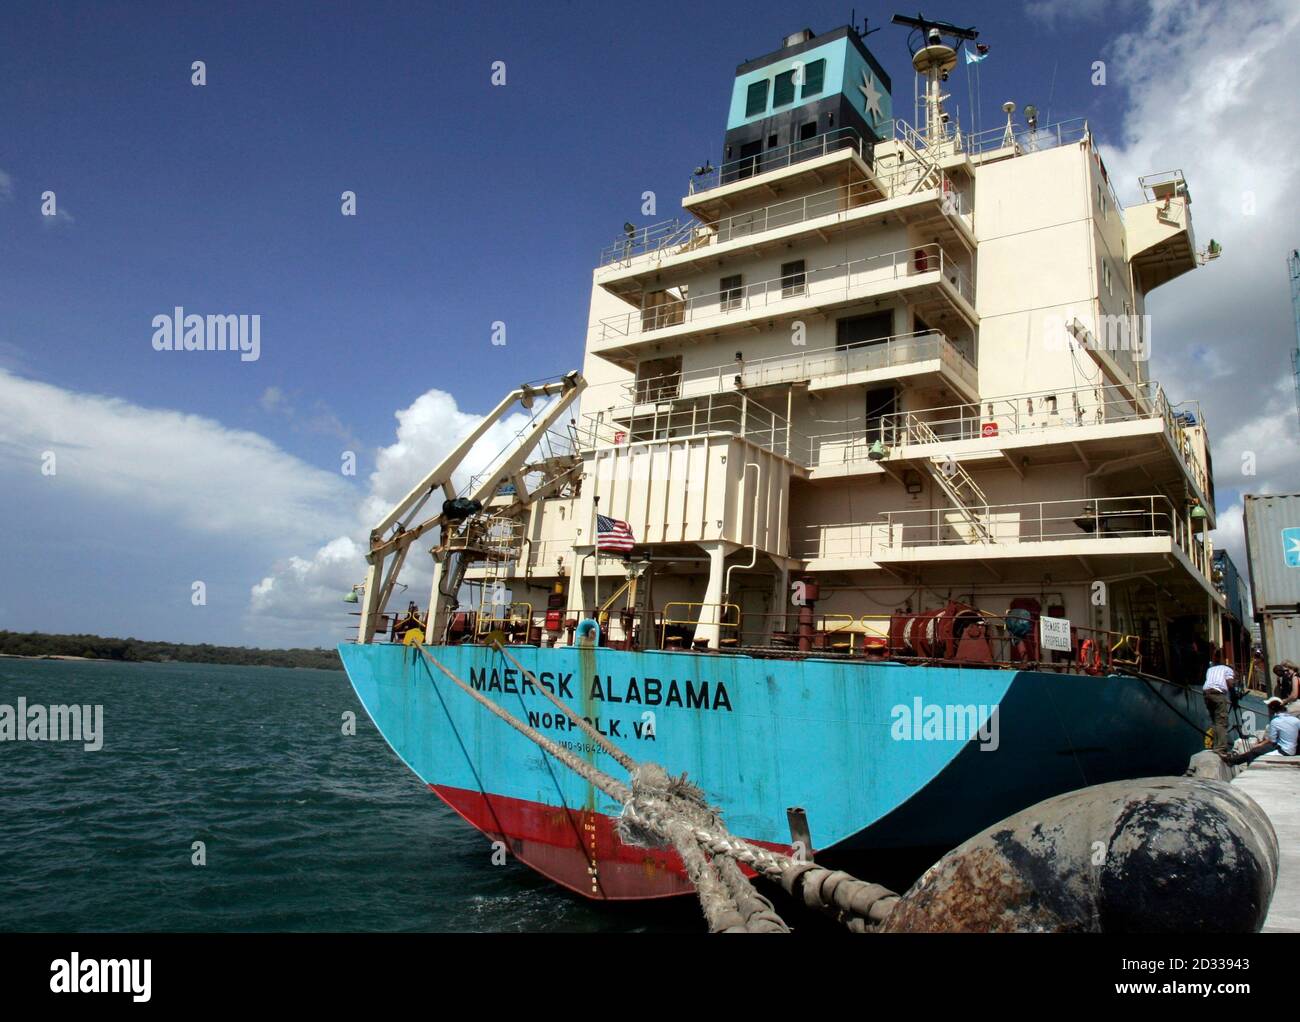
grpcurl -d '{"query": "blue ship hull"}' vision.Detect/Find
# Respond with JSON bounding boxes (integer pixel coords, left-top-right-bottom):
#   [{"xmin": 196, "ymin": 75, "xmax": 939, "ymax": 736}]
[{"xmin": 339, "ymin": 642, "xmax": 1262, "ymax": 899}]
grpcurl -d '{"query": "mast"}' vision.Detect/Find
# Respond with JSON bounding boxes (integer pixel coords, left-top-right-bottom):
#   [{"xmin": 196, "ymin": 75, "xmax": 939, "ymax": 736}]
[{"xmin": 891, "ymin": 12, "xmax": 979, "ymax": 151}]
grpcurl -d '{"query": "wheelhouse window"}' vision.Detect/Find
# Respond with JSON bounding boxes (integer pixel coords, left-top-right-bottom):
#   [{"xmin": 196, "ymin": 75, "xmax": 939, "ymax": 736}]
[
  {"xmin": 745, "ymin": 80, "xmax": 768, "ymax": 118},
  {"xmin": 801, "ymin": 59, "xmax": 825, "ymax": 99},
  {"xmin": 773, "ymin": 69, "xmax": 796, "ymax": 108}
]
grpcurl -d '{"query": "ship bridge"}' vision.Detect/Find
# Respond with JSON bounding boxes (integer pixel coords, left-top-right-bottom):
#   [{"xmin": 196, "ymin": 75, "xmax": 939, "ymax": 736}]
[{"xmin": 1127, "ymin": 170, "xmax": 1199, "ymax": 291}]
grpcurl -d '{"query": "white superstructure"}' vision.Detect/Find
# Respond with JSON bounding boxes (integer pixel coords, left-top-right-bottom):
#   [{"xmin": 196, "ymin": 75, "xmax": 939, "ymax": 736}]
[{"xmin": 380, "ymin": 21, "xmax": 1224, "ymax": 680}]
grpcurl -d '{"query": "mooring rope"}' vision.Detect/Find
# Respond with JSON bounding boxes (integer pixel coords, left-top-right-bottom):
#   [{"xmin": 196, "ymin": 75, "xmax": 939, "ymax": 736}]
[
  {"xmin": 491, "ymin": 641, "xmax": 635, "ymax": 772},
  {"xmin": 416, "ymin": 645, "xmax": 900, "ymax": 932}
]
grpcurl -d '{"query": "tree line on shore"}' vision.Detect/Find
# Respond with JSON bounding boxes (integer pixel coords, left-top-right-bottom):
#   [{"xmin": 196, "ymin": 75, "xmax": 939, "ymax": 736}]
[{"xmin": 0, "ymin": 631, "xmax": 343, "ymax": 671}]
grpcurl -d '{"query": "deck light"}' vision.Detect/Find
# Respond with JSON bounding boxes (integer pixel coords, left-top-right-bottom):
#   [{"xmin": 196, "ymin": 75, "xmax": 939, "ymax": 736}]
[
  {"xmin": 343, "ymin": 590, "xmax": 360, "ymax": 604},
  {"xmin": 868, "ymin": 439, "xmax": 889, "ymax": 461}
]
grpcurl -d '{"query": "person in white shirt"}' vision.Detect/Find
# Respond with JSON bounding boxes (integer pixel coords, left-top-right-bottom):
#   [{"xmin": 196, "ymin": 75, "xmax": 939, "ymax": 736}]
[
  {"xmin": 1228, "ymin": 698, "xmax": 1300, "ymax": 764},
  {"xmin": 1202, "ymin": 649, "xmax": 1235, "ymax": 755}
]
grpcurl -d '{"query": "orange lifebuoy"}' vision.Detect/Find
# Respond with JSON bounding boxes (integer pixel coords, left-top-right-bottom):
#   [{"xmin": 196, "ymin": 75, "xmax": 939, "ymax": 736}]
[
  {"xmin": 914, "ymin": 248, "xmax": 929, "ymax": 272},
  {"xmin": 1078, "ymin": 640, "xmax": 1103, "ymax": 676}
]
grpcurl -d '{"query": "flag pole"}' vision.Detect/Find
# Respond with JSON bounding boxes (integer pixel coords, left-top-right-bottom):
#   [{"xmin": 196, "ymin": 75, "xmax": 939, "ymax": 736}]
[{"xmin": 592, "ymin": 494, "xmax": 600, "ymax": 623}]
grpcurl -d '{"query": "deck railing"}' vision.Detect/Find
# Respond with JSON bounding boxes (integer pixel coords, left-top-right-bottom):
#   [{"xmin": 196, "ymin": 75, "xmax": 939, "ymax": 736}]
[
  {"xmin": 686, "ymin": 127, "xmax": 866, "ymax": 194},
  {"xmin": 580, "ymin": 390, "xmax": 803, "ymax": 461},
  {"xmin": 602, "ymin": 167, "xmax": 964, "ymax": 268},
  {"xmin": 881, "ymin": 115, "xmax": 1090, "ymax": 159},
  {"xmin": 800, "ymin": 494, "xmax": 1190, "ymax": 560},
  {"xmin": 592, "ymin": 243, "xmax": 973, "ymax": 344},
  {"xmin": 624, "ymin": 329, "xmax": 976, "ymax": 407}
]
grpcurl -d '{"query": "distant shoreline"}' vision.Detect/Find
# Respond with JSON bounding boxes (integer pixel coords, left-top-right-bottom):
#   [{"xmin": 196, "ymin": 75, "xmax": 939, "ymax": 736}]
[
  {"xmin": 0, "ymin": 653, "xmax": 117, "ymax": 663},
  {"xmin": 0, "ymin": 632, "xmax": 344, "ymax": 672},
  {"xmin": 0, "ymin": 654, "xmax": 339, "ymax": 670}
]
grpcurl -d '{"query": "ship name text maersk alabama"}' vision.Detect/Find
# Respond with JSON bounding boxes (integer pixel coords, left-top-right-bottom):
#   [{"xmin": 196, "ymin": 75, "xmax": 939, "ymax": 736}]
[{"xmin": 339, "ymin": 20, "xmax": 1259, "ymax": 899}]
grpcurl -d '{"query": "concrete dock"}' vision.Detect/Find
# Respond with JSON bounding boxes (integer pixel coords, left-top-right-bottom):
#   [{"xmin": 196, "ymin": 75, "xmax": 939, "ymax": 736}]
[{"xmin": 1234, "ymin": 758, "xmax": 1300, "ymax": 933}]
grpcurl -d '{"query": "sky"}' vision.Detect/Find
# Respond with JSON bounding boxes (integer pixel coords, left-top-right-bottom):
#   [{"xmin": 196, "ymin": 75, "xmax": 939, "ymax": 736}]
[{"xmin": 0, "ymin": 0, "xmax": 1297, "ymax": 648}]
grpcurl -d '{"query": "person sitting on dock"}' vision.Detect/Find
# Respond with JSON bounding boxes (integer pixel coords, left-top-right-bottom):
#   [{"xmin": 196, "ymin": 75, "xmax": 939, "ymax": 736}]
[
  {"xmin": 1227, "ymin": 698, "xmax": 1300, "ymax": 765},
  {"xmin": 1202, "ymin": 649, "xmax": 1235, "ymax": 756}
]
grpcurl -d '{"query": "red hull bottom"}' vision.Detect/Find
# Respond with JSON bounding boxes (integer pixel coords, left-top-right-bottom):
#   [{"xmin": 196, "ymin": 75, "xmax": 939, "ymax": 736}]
[{"xmin": 432, "ymin": 784, "xmax": 787, "ymax": 900}]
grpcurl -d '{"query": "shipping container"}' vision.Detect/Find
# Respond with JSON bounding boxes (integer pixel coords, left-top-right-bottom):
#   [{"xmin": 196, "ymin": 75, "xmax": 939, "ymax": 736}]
[
  {"xmin": 1212, "ymin": 548, "xmax": 1249, "ymax": 623},
  {"xmin": 1262, "ymin": 614, "xmax": 1300, "ymax": 676},
  {"xmin": 1243, "ymin": 493, "xmax": 1300, "ymax": 613}
]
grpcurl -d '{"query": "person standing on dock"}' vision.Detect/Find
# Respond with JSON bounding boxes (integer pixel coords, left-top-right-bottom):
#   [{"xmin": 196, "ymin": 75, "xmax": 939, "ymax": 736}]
[
  {"xmin": 1273, "ymin": 661, "xmax": 1300, "ymax": 713},
  {"xmin": 1203, "ymin": 649, "xmax": 1235, "ymax": 756}
]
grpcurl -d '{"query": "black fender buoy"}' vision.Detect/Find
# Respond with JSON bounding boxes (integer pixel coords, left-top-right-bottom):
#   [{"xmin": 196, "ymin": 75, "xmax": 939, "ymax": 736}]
[{"xmin": 881, "ymin": 776, "xmax": 1278, "ymax": 933}]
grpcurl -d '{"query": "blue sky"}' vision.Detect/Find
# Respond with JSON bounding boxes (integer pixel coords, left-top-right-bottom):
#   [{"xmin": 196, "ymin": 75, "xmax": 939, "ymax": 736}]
[
  {"xmin": 2, "ymin": 0, "xmax": 1130, "ymax": 438},
  {"xmin": 2, "ymin": 0, "xmax": 1297, "ymax": 646}
]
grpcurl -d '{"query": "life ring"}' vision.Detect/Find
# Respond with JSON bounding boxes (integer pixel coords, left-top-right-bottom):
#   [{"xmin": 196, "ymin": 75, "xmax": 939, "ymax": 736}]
[{"xmin": 1078, "ymin": 639, "xmax": 1103, "ymax": 676}]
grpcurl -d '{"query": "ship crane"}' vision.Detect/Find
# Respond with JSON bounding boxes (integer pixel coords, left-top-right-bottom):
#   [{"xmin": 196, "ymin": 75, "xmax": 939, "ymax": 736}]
[{"xmin": 355, "ymin": 371, "xmax": 586, "ymax": 644}]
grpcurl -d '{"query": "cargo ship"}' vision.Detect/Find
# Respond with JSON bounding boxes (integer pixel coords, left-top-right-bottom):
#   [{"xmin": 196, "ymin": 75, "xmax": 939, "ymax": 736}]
[{"xmin": 339, "ymin": 15, "xmax": 1264, "ymax": 900}]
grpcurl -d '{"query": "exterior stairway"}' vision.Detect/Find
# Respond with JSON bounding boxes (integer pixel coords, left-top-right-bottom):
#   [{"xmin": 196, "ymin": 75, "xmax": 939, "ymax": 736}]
[
  {"xmin": 908, "ymin": 417, "xmax": 994, "ymax": 543},
  {"xmin": 889, "ymin": 120, "xmax": 945, "ymax": 196}
]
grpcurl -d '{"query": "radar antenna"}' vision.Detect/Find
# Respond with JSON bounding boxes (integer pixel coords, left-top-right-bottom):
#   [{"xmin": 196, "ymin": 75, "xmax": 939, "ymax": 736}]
[{"xmin": 891, "ymin": 12, "xmax": 979, "ymax": 148}]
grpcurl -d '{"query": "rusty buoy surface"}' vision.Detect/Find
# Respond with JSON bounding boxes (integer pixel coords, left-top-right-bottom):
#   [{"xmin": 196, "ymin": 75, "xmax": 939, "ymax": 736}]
[{"xmin": 881, "ymin": 776, "xmax": 1278, "ymax": 933}]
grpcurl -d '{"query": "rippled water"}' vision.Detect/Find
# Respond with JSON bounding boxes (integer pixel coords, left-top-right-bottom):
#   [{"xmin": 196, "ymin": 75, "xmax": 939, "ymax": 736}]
[{"xmin": 0, "ymin": 658, "xmax": 700, "ymax": 932}]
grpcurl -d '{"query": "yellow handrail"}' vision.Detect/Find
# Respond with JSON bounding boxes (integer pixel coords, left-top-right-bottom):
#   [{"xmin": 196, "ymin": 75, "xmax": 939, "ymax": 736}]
[
  {"xmin": 1110, "ymin": 633, "xmax": 1142, "ymax": 669},
  {"xmin": 660, "ymin": 602, "xmax": 740, "ymax": 647},
  {"xmin": 475, "ymin": 601, "xmax": 535, "ymax": 638}
]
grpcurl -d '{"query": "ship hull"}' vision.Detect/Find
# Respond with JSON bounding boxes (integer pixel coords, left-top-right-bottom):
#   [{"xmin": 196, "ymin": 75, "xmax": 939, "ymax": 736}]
[{"xmin": 339, "ymin": 642, "xmax": 1262, "ymax": 900}]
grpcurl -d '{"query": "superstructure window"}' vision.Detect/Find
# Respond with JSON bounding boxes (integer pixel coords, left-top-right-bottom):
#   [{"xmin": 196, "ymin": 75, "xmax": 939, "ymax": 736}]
[
  {"xmin": 1103, "ymin": 260, "xmax": 1113, "ymax": 295},
  {"xmin": 635, "ymin": 355, "xmax": 682, "ymax": 403},
  {"xmin": 865, "ymin": 385, "xmax": 898, "ymax": 441},
  {"xmin": 720, "ymin": 274, "xmax": 744, "ymax": 312},
  {"xmin": 745, "ymin": 80, "xmax": 768, "ymax": 118},
  {"xmin": 836, "ymin": 311, "xmax": 893, "ymax": 348},
  {"xmin": 801, "ymin": 59, "xmax": 826, "ymax": 98},
  {"xmin": 773, "ymin": 69, "xmax": 796, "ymax": 108},
  {"xmin": 799, "ymin": 120, "xmax": 817, "ymax": 141},
  {"xmin": 780, "ymin": 260, "xmax": 806, "ymax": 298}
]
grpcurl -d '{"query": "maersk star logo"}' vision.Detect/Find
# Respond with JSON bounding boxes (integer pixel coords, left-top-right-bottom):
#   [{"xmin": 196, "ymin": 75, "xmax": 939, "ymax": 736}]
[
  {"xmin": 1284, "ymin": 527, "xmax": 1300, "ymax": 568},
  {"xmin": 858, "ymin": 69, "xmax": 884, "ymax": 123}
]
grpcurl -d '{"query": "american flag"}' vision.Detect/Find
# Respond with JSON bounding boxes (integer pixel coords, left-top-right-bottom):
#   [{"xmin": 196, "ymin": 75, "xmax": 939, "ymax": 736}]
[{"xmin": 596, "ymin": 514, "xmax": 635, "ymax": 553}]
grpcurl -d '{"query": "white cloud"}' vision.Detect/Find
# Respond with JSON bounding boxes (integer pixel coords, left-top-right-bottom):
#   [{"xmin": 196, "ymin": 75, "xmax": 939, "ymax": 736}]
[
  {"xmin": 1099, "ymin": 0, "xmax": 1300, "ymax": 588},
  {"xmin": 1026, "ymin": 0, "xmax": 1141, "ymax": 29},
  {"xmin": 41, "ymin": 206, "xmax": 74, "ymax": 228},
  {"xmin": 0, "ymin": 366, "xmax": 552, "ymax": 647},
  {"xmin": 257, "ymin": 383, "xmax": 359, "ymax": 449},
  {"xmin": 259, "ymin": 385, "xmax": 287, "ymax": 413},
  {"xmin": 0, "ymin": 368, "xmax": 352, "ymax": 545},
  {"xmin": 247, "ymin": 386, "xmax": 548, "ymax": 643}
]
